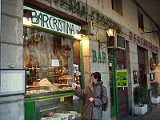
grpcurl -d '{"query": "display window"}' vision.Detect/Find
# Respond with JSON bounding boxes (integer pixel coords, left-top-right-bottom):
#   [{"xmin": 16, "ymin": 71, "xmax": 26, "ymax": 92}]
[
  {"xmin": 23, "ymin": 27, "xmax": 81, "ymax": 94},
  {"xmin": 23, "ymin": 6, "xmax": 84, "ymax": 120}
]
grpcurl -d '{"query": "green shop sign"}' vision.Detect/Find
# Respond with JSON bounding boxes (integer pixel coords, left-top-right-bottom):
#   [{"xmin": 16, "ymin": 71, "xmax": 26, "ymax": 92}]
[
  {"xmin": 23, "ymin": 6, "xmax": 81, "ymax": 37},
  {"xmin": 92, "ymin": 50, "xmax": 106, "ymax": 63},
  {"xmin": 116, "ymin": 69, "xmax": 128, "ymax": 87}
]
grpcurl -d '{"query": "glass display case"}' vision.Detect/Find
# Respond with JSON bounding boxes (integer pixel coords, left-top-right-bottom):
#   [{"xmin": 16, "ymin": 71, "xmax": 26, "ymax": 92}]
[{"xmin": 25, "ymin": 92, "xmax": 84, "ymax": 120}]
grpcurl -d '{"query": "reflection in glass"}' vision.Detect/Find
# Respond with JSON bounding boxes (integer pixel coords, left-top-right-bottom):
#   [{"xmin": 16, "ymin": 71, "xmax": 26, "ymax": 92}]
[{"xmin": 109, "ymin": 65, "xmax": 114, "ymax": 106}]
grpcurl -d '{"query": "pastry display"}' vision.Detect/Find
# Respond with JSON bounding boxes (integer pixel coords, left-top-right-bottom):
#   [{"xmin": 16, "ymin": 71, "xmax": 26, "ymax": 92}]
[
  {"xmin": 58, "ymin": 75, "xmax": 72, "ymax": 84},
  {"xmin": 28, "ymin": 81, "xmax": 40, "ymax": 88},
  {"xmin": 40, "ymin": 111, "xmax": 81, "ymax": 120},
  {"xmin": 23, "ymin": 29, "xmax": 81, "ymax": 97},
  {"xmin": 58, "ymin": 75, "xmax": 72, "ymax": 80},
  {"xmin": 38, "ymin": 78, "xmax": 52, "ymax": 86},
  {"xmin": 23, "ymin": 30, "xmax": 73, "ymax": 88}
]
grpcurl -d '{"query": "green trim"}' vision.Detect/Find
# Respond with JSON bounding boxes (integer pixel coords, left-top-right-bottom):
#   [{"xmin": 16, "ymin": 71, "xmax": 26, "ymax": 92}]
[
  {"xmin": 109, "ymin": 51, "xmax": 119, "ymax": 119},
  {"xmin": 80, "ymin": 40, "xmax": 85, "ymax": 89},
  {"xmin": 113, "ymin": 52, "xmax": 119, "ymax": 120},
  {"xmin": 25, "ymin": 92, "xmax": 75, "ymax": 102},
  {"xmin": 109, "ymin": 58, "xmax": 116, "ymax": 118},
  {"xmin": 24, "ymin": 101, "xmax": 35, "ymax": 120}
]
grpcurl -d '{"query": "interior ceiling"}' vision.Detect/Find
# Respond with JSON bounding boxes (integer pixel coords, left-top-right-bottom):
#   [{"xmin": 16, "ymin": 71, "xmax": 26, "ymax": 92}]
[{"xmin": 134, "ymin": 0, "xmax": 160, "ymax": 29}]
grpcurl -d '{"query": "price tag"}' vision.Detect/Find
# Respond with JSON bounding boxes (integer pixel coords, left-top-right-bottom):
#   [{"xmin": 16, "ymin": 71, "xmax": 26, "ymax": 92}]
[{"xmin": 60, "ymin": 97, "xmax": 64, "ymax": 102}]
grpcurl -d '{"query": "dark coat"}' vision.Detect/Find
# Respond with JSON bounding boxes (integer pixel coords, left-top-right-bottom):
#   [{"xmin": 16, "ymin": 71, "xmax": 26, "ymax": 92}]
[{"xmin": 75, "ymin": 81, "xmax": 108, "ymax": 120}]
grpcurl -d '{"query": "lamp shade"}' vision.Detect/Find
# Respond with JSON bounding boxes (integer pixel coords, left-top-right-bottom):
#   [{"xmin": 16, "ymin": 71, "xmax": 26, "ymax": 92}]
[
  {"xmin": 77, "ymin": 29, "xmax": 87, "ymax": 36},
  {"xmin": 106, "ymin": 28, "xmax": 116, "ymax": 37},
  {"xmin": 23, "ymin": 9, "xmax": 32, "ymax": 18}
]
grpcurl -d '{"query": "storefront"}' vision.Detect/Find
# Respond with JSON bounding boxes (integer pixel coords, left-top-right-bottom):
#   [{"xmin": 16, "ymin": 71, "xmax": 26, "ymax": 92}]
[
  {"xmin": 127, "ymin": 30, "xmax": 159, "ymax": 116},
  {"xmin": 23, "ymin": 5, "xmax": 85, "ymax": 120},
  {"xmin": 129, "ymin": 31, "xmax": 159, "ymax": 86},
  {"xmin": 108, "ymin": 28, "xmax": 159, "ymax": 120},
  {"xmin": 108, "ymin": 34, "xmax": 128, "ymax": 120},
  {"xmin": 18, "ymin": 2, "xmax": 160, "ymax": 120},
  {"xmin": 1, "ymin": 1, "xmax": 160, "ymax": 120}
]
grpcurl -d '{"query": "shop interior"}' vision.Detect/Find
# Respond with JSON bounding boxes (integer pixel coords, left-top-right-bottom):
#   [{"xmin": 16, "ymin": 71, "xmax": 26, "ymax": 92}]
[{"xmin": 23, "ymin": 27, "xmax": 83, "ymax": 120}]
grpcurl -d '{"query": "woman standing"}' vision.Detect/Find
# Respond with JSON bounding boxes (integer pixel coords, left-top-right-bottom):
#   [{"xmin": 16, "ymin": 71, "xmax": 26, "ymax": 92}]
[{"xmin": 73, "ymin": 72, "xmax": 108, "ymax": 120}]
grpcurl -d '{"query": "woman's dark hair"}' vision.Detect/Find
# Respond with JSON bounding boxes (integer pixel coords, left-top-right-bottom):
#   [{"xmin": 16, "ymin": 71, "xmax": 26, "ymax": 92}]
[{"xmin": 91, "ymin": 72, "xmax": 101, "ymax": 81}]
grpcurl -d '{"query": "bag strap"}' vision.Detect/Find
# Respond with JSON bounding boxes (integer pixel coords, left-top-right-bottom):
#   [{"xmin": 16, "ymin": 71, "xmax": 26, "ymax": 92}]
[{"xmin": 100, "ymin": 85, "xmax": 103, "ymax": 98}]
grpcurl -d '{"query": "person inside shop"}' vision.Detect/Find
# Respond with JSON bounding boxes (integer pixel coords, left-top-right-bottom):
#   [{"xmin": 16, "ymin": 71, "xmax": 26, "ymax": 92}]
[{"xmin": 72, "ymin": 72, "xmax": 108, "ymax": 120}]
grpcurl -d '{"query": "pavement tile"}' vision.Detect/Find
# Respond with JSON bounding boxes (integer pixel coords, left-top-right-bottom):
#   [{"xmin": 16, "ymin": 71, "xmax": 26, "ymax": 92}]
[{"xmin": 121, "ymin": 104, "xmax": 160, "ymax": 120}]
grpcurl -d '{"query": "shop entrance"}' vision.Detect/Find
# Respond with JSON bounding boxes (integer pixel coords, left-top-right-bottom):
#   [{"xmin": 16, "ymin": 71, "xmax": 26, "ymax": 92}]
[
  {"xmin": 116, "ymin": 49, "xmax": 128, "ymax": 119},
  {"xmin": 109, "ymin": 59, "xmax": 118, "ymax": 120},
  {"xmin": 138, "ymin": 47, "xmax": 147, "ymax": 86}
]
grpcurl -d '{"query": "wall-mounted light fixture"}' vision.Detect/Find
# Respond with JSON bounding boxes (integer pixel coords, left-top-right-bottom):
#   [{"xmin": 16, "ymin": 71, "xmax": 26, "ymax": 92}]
[
  {"xmin": 23, "ymin": 9, "xmax": 32, "ymax": 25},
  {"xmin": 150, "ymin": 58, "xmax": 156, "ymax": 70},
  {"xmin": 106, "ymin": 28, "xmax": 116, "ymax": 37},
  {"xmin": 77, "ymin": 29, "xmax": 87, "ymax": 36},
  {"xmin": 74, "ymin": 29, "xmax": 87, "ymax": 39},
  {"xmin": 98, "ymin": 28, "xmax": 117, "ymax": 51},
  {"xmin": 23, "ymin": 9, "xmax": 32, "ymax": 20}
]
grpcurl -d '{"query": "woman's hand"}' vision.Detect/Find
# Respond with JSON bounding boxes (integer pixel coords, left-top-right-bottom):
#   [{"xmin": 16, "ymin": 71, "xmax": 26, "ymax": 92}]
[
  {"xmin": 72, "ymin": 83, "xmax": 78, "ymax": 89},
  {"xmin": 89, "ymin": 97, "xmax": 94, "ymax": 102}
]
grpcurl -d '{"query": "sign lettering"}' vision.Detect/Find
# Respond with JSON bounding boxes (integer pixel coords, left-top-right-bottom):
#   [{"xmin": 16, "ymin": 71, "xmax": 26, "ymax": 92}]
[
  {"xmin": 92, "ymin": 50, "xmax": 106, "ymax": 63},
  {"xmin": 129, "ymin": 31, "xmax": 158, "ymax": 53},
  {"xmin": 116, "ymin": 69, "xmax": 128, "ymax": 87},
  {"xmin": 23, "ymin": 6, "xmax": 81, "ymax": 37},
  {"xmin": 54, "ymin": 0, "xmax": 86, "ymax": 17}
]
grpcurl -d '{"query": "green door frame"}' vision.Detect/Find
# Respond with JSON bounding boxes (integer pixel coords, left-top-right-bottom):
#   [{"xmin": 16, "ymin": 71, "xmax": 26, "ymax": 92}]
[{"xmin": 109, "ymin": 53, "xmax": 119, "ymax": 120}]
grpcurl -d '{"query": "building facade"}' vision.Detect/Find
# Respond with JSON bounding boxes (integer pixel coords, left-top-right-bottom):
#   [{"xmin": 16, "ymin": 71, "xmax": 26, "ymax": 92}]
[{"xmin": 1, "ymin": 0, "xmax": 160, "ymax": 120}]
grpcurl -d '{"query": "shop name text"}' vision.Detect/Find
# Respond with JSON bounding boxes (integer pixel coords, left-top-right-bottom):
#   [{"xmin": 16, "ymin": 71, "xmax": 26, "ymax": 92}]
[{"xmin": 92, "ymin": 50, "xmax": 106, "ymax": 63}]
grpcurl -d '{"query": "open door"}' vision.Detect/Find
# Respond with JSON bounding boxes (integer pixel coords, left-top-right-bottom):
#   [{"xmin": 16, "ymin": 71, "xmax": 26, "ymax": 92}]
[{"xmin": 109, "ymin": 59, "xmax": 118, "ymax": 120}]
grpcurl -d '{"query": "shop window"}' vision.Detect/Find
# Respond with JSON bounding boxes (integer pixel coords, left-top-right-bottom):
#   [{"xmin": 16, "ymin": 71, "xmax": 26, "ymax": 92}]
[
  {"xmin": 111, "ymin": 0, "xmax": 123, "ymax": 16},
  {"xmin": 138, "ymin": 11, "xmax": 144, "ymax": 31},
  {"xmin": 138, "ymin": 47, "xmax": 146, "ymax": 85},
  {"xmin": 152, "ymin": 53, "xmax": 157, "ymax": 65},
  {"xmin": 138, "ymin": 47, "xmax": 145, "ymax": 64},
  {"xmin": 23, "ymin": 27, "xmax": 80, "ymax": 88},
  {"xmin": 116, "ymin": 49, "xmax": 126, "ymax": 69},
  {"xmin": 151, "ymin": 53, "xmax": 158, "ymax": 70}
]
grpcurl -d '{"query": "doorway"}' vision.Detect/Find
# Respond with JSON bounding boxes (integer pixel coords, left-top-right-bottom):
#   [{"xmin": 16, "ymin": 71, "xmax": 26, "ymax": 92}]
[
  {"xmin": 109, "ymin": 59, "xmax": 118, "ymax": 120},
  {"xmin": 138, "ymin": 47, "xmax": 147, "ymax": 86},
  {"xmin": 116, "ymin": 49, "xmax": 128, "ymax": 119}
]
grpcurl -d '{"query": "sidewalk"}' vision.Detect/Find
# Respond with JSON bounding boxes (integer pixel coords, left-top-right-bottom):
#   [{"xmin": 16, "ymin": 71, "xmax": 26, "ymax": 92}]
[{"xmin": 122, "ymin": 104, "xmax": 160, "ymax": 120}]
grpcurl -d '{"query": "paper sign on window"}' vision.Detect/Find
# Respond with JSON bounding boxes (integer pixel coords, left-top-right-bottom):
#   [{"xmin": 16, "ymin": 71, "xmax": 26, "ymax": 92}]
[{"xmin": 52, "ymin": 59, "xmax": 59, "ymax": 67}]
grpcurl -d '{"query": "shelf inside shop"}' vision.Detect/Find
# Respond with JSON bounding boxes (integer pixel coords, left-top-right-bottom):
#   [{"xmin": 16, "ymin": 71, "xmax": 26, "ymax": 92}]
[
  {"xmin": 40, "ymin": 102, "xmax": 71, "ymax": 112},
  {"xmin": 25, "ymin": 90, "xmax": 74, "ymax": 99}
]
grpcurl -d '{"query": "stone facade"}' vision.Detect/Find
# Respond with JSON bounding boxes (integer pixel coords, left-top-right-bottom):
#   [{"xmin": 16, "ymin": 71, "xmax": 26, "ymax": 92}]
[
  {"xmin": 1, "ymin": 0, "xmax": 23, "ymax": 68},
  {"xmin": 1, "ymin": 1, "xmax": 24, "ymax": 120},
  {"xmin": 0, "ymin": 95, "xmax": 24, "ymax": 120},
  {"xmin": 1, "ymin": 0, "xmax": 160, "ymax": 120}
]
